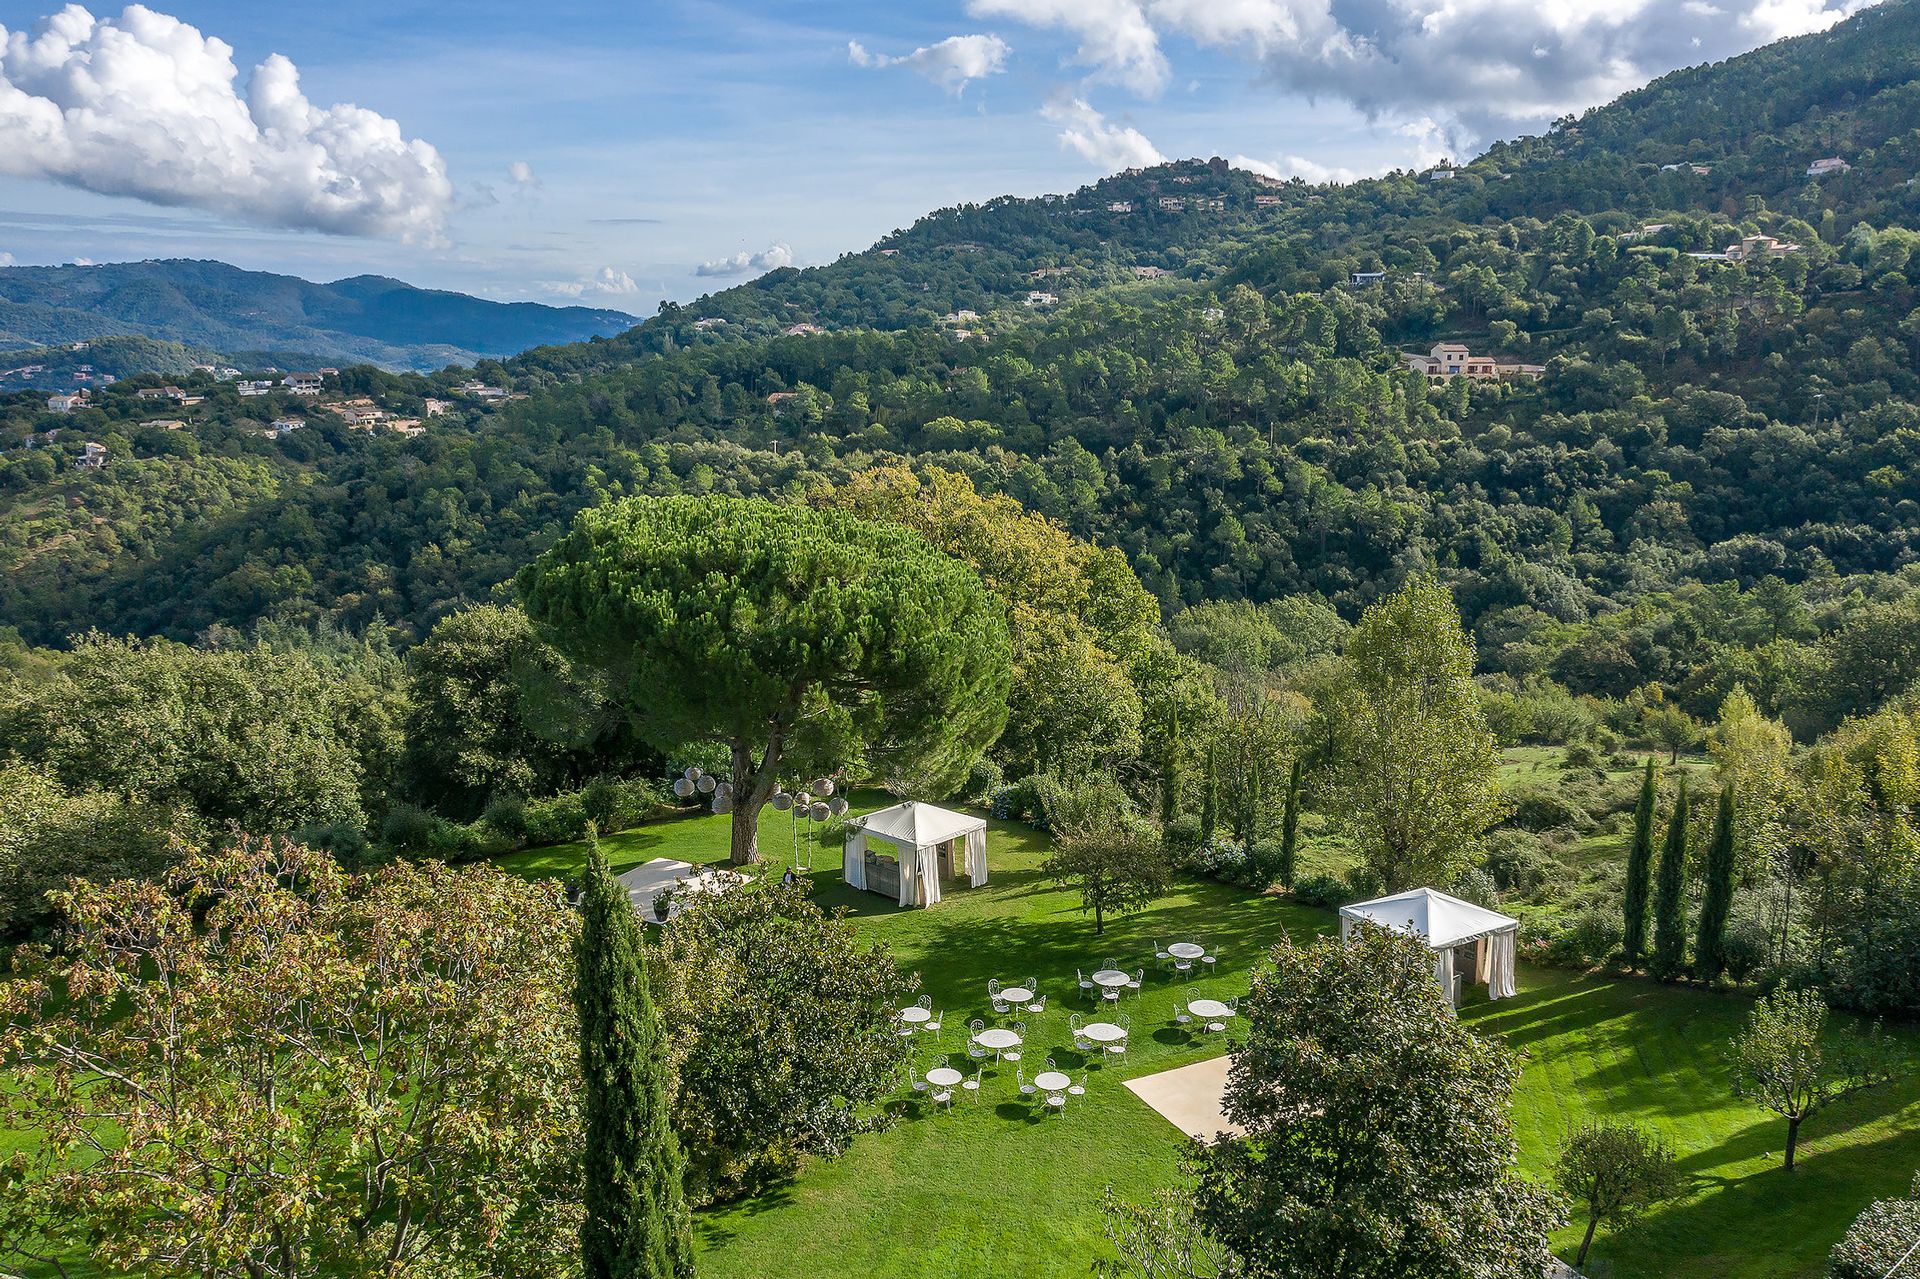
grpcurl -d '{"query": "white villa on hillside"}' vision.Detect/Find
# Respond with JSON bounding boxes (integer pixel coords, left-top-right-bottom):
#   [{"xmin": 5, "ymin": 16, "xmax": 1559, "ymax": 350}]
[
  {"xmin": 1807, "ymin": 156, "xmax": 1851, "ymax": 178},
  {"xmin": 1403, "ymin": 342, "xmax": 1544, "ymax": 383}
]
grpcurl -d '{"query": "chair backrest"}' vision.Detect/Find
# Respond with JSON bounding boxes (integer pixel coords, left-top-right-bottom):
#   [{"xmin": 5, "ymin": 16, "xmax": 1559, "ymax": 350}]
[
  {"xmin": 1133, "ymin": 968, "xmax": 1143, "ymax": 981},
  {"xmin": 969, "ymin": 1017, "xmax": 984, "ymax": 1032},
  {"xmin": 1069, "ymin": 1012, "xmax": 1083, "ymax": 1031},
  {"xmin": 1103, "ymin": 957, "xmax": 1117, "ymax": 971},
  {"xmin": 1025, "ymin": 976, "xmax": 1038, "ymax": 991},
  {"xmin": 1119, "ymin": 1012, "xmax": 1131, "ymax": 1030},
  {"xmin": 1077, "ymin": 967, "xmax": 1085, "ymax": 980},
  {"xmin": 1016, "ymin": 1067, "xmax": 1026, "ymax": 1086},
  {"xmin": 1012, "ymin": 1020, "xmax": 1026, "ymax": 1037},
  {"xmin": 1228, "ymin": 995, "xmax": 1240, "ymax": 1010},
  {"xmin": 1045, "ymin": 1056, "xmax": 1057, "ymax": 1072},
  {"xmin": 917, "ymin": 994, "xmax": 932, "ymax": 1011},
  {"xmin": 988, "ymin": 978, "xmax": 1001, "ymax": 995},
  {"xmin": 1031, "ymin": 994, "xmax": 1046, "ymax": 1009}
]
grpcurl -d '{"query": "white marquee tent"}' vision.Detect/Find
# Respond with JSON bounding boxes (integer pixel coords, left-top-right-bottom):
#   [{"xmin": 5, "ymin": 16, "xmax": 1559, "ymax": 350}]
[
  {"xmin": 1339, "ymin": 887, "xmax": 1519, "ymax": 1004},
  {"xmin": 843, "ymin": 800, "xmax": 988, "ymax": 908}
]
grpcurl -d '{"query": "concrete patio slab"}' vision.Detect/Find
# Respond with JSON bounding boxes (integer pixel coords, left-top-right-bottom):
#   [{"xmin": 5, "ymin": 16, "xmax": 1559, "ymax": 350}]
[{"xmin": 1124, "ymin": 1054, "xmax": 1244, "ymax": 1142}]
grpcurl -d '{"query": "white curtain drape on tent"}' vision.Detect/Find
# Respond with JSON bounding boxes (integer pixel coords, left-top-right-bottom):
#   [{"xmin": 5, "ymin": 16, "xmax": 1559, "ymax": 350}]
[
  {"xmin": 1474, "ymin": 936, "xmax": 1492, "ymax": 984},
  {"xmin": 1434, "ymin": 946, "xmax": 1456, "ymax": 1002},
  {"xmin": 966, "ymin": 828, "xmax": 988, "ymax": 887},
  {"xmin": 919, "ymin": 846, "xmax": 942, "ymax": 906},
  {"xmin": 843, "ymin": 832, "xmax": 867, "ymax": 891},
  {"xmin": 1490, "ymin": 928, "xmax": 1517, "ymax": 999},
  {"xmin": 896, "ymin": 839, "xmax": 916, "ymax": 908}
]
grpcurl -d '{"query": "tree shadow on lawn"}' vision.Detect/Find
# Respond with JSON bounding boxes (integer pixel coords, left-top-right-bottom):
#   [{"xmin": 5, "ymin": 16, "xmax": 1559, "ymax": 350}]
[{"xmin": 1594, "ymin": 1118, "xmax": 1920, "ymax": 1277}]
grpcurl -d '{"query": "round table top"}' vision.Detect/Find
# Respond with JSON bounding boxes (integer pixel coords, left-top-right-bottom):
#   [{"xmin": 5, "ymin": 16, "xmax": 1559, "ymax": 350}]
[
  {"xmin": 997, "ymin": 986, "xmax": 1035, "ymax": 1004},
  {"xmin": 1188, "ymin": 998, "xmax": 1235, "ymax": 1020},
  {"xmin": 1080, "ymin": 1021, "xmax": 1127, "ymax": 1043},
  {"xmin": 925, "ymin": 1067, "xmax": 963, "ymax": 1087},
  {"xmin": 974, "ymin": 1028, "xmax": 1022, "ymax": 1050},
  {"xmin": 897, "ymin": 1005, "xmax": 932, "ymax": 1023},
  {"xmin": 1033, "ymin": 1070, "xmax": 1071, "ymax": 1091},
  {"xmin": 1091, "ymin": 969, "xmax": 1130, "ymax": 987},
  {"xmin": 1167, "ymin": 942, "xmax": 1205, "ymax": 960}
]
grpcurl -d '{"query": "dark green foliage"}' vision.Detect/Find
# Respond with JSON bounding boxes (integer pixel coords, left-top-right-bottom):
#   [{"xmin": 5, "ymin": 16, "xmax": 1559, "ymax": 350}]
[
  {"xmin": 519, "ymin": 496, "xmax": 1011, "ymax": 864},
  {"xmin": 1193, "ymin": 928, "xmax": 1559, "ymax": 1278},
  {"xmin": 1278, "ymin": 757, "xmax": 1301, "ymax": 890},
  {"xmin": 1828, "ymin": 1173, "xmax": 1920, "ymax": 1279},
  {"xmin": 1694, "ymin": 784, "xmax": 1738, "ymax": 983},
  {"xmin": 1651, "ymin": 776, "xmax": 1691, "ymax": 981},
  {"xmin": 1553, "ymin": 1123, "xmax": 1684, "ymax": 1270},
  {"xmin": 1199, "ymin": 743, "xmax": 1218, "ymax": 848},
  {"xmin": 1622, "ymin": 758, "xmax": 1658, "ymax": 966},
  {"xmin": 1159, "ymin": 705, "xmax": 1181, "ymax": 828},
  {"xmin": 575, "ymin": 836, "xmax": 694, "ymax": 1279}
]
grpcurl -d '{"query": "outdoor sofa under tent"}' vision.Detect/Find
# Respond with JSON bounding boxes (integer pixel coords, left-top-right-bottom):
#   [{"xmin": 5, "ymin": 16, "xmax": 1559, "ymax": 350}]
[
  {"xmin": 842, "ymin": 800, "xmax": 988, "ymax": 907},
  {"xmin": 1339, "ymin": 887, "xmax": 1519, "ymax": 1006}
]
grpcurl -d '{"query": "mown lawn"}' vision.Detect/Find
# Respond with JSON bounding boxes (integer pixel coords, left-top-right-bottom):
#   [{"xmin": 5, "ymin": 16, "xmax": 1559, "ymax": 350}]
[{"xmin": 502, "ymin": 801, "xmax": 1920, "ymax": 1279}]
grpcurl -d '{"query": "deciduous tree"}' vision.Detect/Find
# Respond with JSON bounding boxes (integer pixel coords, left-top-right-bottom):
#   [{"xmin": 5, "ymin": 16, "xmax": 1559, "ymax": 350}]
[
  {"xmin": 1728, "ymin": 988, "xmax": 1900, "ymax": 1171},
  {"xmin": 1552, "ymin": 1122, "xmax": 1684, "ymax": 1268},
  {"xmin": 1327, "ymin": 577, "xmax": 1509, "ymax": 890},
  {"xmin": 1040, "ymin": 772, "xmax": 1172, "ymax": 935},
  {"xmin": 1192, "ymin": 928, "xmax": 1559, "ymax": 1279}
]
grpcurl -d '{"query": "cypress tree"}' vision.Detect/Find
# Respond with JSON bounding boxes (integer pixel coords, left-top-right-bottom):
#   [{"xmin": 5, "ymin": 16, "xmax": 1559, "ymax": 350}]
[
  {"xmin": 577, "ymin": 833, "xmax": 695, "ymax": 1279},
  {"xmin": 1200, "ymin": 743, "xmax": 1218, "ymax": 847},
  {"xmin": 1622, "ymin": 758, "xmax": 1657, "ymax": 967},
  {"xmin": 1694, "ymin": 783, "xmax": 1737, "ymax": 984},
  {"xmin": 1240, "ymin": 753, "xmax": 1263, "ymax": 843},
  {"xmin": 1650, "ymin": 776, "xmax": 1690, "ymax": 982},
  {"xmin": 1278, "ymin": 757, "xmax": 1302, "ymax": 890},
  {"xmin": 1160, "ymin": 705, "xmax": 1182, "ymax": 828}
]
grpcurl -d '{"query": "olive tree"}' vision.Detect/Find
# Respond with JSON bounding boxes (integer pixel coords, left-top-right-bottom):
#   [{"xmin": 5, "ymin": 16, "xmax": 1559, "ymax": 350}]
[{"xmin": 519, "ymin": 496, "xmax": 1012, "ymax": 864}]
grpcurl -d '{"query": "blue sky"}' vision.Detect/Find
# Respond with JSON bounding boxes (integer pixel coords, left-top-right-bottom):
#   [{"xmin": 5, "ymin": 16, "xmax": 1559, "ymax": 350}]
[{"xmin": 0, "ymin": 0, "xmax": 1874, "ymax": 311}]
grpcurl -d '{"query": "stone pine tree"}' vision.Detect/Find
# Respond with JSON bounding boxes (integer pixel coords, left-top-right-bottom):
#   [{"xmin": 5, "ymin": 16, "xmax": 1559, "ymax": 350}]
[
  {"xmin": 1694, "ymin": 783, "xmax": 1738, "ymax": 984},
  {"xmin": 1199, "ymin": 742, "xmax": 1219, "ymax": 847},
  {"xmin": 520, "ymin": 496, "xmax": 1012, "ymax": 865},
  {"xmin": 1650, "ymin": 775, "xmax": 1690, "ymax": 982},
  {"xmin": 1278, "ymin": 757, "xmax": 1302, "ymax": 891},
  {"xmin": 576, "ymin": 834, "xmax": 695, "ymax": 1278},
  {"xmin": 1622, "ymin": 758, "xmax": 1657, "ymax": 967}
]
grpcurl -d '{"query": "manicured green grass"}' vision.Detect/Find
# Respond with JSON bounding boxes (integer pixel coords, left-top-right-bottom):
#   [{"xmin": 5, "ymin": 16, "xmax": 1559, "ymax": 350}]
[{"xmin": 501, "ymin": 800, "xmax": 1920, "ymax": 1279}]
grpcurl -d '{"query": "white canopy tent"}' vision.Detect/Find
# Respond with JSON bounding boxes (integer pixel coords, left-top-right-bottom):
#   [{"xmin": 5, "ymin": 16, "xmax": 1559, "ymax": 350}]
[
  {"xmin": 1339, "ymin": 887, "xmax": 1519, "ymax": 1004},
  {"xmin": 843, "ymin": 800, "xmax": 988, "ymax": 908}
]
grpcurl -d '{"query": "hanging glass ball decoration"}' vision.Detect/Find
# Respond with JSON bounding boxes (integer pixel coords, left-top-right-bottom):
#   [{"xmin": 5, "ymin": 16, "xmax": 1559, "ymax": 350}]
[
  {"xmin": 697, "ymin": 775, "xmax": 717, "ymax": 794},
  {"xmin": 828, "ymin": 796, "xmax": 849, "ymax": 817},
  {"xmin": 672, "ymin": 777, "xmax": 693, "ymax": 798},
  {"xmin": 771, "ymin": 790, "xmax": 793, "ymax": 812},
  {"xmin": 809, "ymin": 801, "xmax": 830, "ymax": 822},
  {"xmin": 713, "ymin": 793, "xmax": 733, "ymax": 814}
]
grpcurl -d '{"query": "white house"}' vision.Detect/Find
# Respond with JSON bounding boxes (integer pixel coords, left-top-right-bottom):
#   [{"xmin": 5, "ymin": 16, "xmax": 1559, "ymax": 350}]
[
  {"xmin": 237, "ymin": 380, "xmax": 277, "ymax": 397},
  {"xmin": 75, "ymin": 441, "xmax": 108, "ymax": 470},
  {"xmin": 282, "ymin": 373, "xmax": 324, "ymax": 396},
  {"xmin": 45, "ymin": 392, "xmax": 83, "ymax": 414},
  {"xmin": 1807, "ymin": 156, "xmax": 1851, "ymax": 178}
]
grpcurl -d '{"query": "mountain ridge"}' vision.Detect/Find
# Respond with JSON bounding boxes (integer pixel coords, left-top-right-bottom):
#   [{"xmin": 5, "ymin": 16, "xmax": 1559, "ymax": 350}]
[{"xmin": 0, "ymin": 258, "xmax": 637, "ymax": 371}]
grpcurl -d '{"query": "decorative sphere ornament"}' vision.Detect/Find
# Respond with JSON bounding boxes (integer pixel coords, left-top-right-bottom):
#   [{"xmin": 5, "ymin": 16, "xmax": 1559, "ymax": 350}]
[
  {"xmin": 771, "ymin": 791, "xmax": 793, "ymax": 812},
  {"xmin": 713, "ymin": 794, "xmax": 733, "ymax": 814},
  {"xmin": 715, "ymin": 781, "xmax": 733, "ymax": 800},
  {"xmin": 797, "ymin": 792, "xmax": 812, "ymax": 807},
  {"xmin": 809, "ymin": 801, "xmax": 830, "ymax": 822},
  {"xmin": 828, "ymin": 796, "xmax": 849, "ymax": 817},
  {"xmin": 684, "ymin": 765, "xmax": 701, "ymax": 781},
  {"xmin": 697, "ymin": 775, "xmax": 716, "ymax": 795},
  {"xmin": 813, "ymin": 778, "xmax": 834, "ymax": 796},
  {"xmin": 672, "ymin": 778, "xmax": 693, "ymax": 798}
]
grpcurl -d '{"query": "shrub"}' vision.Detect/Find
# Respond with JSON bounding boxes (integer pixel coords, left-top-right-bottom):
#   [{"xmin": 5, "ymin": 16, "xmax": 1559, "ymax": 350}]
[
  {"xmin": 1560, "ymin": 905, "xmax": 1623, "ymax": 965},
  {"xmin": 1291, "ymin": 871, "xmax": 1350, "ymax": 909},
  {"xmin": 965, "ymin": 757, "xmax": 1004, "ymax": 806},
  {"xmin": 990, "ymin": 776, "xmax": 1044, "ymax": 824},
  {"xmin": 481, "ymin": 793, "xmax": 528, "ymax": 843},
  {"xmin": 1343, "ymin": 864, "xmax": 1385, "ymax": 902},
  {"xmin": 1722, "ymin": 913, "xmax": 1772, "ymax": 985},
  {"xmin": 1508, "ymin": 787, "xmax": 1592, "ymax": 832},
  {"xmin": 521, "ymin": 790, "xmax": 590, "ymax": 847},
  {"xmin": 1564, "ymin": 742, "xmax": 1601, "ymax": 769},
  {"xmin": 1450, "ymin": 866, "xmax": 1502, "ymax": 909},
  {"xmin": 1482, "ymin": 830, "xmax": 1561, "ymax": 896},
  {"xmin": 296, "ymin": 819, "xmax": 373, "ymax": 869},
  {"xmin": 1182, "ymin": 838, "xmax": 1251, "ymax": 885},
  {"xmin": 1248, "ymin": 838, "xmax": 1287, "ymax": 888},
  {"xmin": 380, "ymin": 803, "xmax": 438, "ymax": 854},
  {"xmin": 1163, "ymin": 812, "xmax": 1204, "ymax": 858}
]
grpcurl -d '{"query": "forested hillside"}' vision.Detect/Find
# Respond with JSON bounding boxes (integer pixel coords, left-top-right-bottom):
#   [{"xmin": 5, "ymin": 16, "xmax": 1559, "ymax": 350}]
[
  {"xmin": 0, "ymin": 259, "xmax": 638, "ymax": 369},
  {"xmin": 5, "ymin": 0, "xmax": 1920, "ymax": 737}
]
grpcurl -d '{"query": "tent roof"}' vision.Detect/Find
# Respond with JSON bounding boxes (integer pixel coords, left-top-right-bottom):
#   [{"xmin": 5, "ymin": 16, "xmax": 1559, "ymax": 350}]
[
  {"xmin": 851, "ymin": 800, "xmax": 986, "ymax": 849},
  {"xmin": 1339, "ymin": 887, "xmax": 1517, "ymax": 949}
]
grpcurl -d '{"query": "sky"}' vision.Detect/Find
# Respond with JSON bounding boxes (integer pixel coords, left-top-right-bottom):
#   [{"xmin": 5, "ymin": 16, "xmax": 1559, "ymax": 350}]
[{"xmin": 0, "ymin": 0, "xmax": 1880, "ymax": 314}]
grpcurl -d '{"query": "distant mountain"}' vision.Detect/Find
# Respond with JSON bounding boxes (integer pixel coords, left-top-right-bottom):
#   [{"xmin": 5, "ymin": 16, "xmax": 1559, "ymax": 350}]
[{"xmin": 0, "ymin": 260, "xmax": 637, "ymax": 371}]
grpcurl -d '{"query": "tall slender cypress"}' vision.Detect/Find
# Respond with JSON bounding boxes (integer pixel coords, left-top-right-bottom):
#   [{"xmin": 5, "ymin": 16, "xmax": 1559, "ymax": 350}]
[
  {"xmin": 1622, "ymin": 758, "xmax": 1657, "ymax": 966},
  {"xmin": 1199, "ymin": 742, "xmax": 1219, "ymax": 847},
  {"xmin": 1240, "ymin": 753, "xmax": 1263, "ymax": 843},
  {"xmin": 1278, "ymin": 757, "xmax": 1302, "ymax": 891},
  {"xmin": 1160, "ymin": 705, "xmax": 1182, "ymax": 828},
  {"xmin": 1694, "ymin": 783, "xmax": 1738, "ymax": 984},
  {"xmin": 1650, "ymin": 776, "xmax": 1690, "ymax": 982},
  {"xmin": 577, "ymin": 834, "xmax": 695, "ymax": 1278}
]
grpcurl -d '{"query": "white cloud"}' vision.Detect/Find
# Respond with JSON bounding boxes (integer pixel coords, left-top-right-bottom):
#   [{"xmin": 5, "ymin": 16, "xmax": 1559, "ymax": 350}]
[
  {"xmin": 542, "ymin": 265, "xmax": 642, "ymax": 300},
  {"xmin": 1231, "ymin": 153, "xmax": 1361, "ymax": 184},
  {"xmin": 848, "ymin": 33, "xmax": 1010, "ymax": 93},
  {"xmin": 968, "ymin": 0, "xmax": 1168, "ymax": 95},
  {"xmin": 507, "ymin": 160, "xmax": 537, "ymax": 186},
  {"xmin": 0, "ymin": 4, "xmax": 453, "ymax": 242},
  {"xmin": 0, "ymin": 251, "xmax": 13, "ymax": 266},
  {"xmin": 695, "ymin": 242, "xmax": 796, "ymax": 278},
  {"xmin": 1041, "ymin": 92, "xmax": 1164, "ymax": 170},
  {"xmin": 981, "ymin": 0, "xmax": 1874, "ymax": 140}
]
